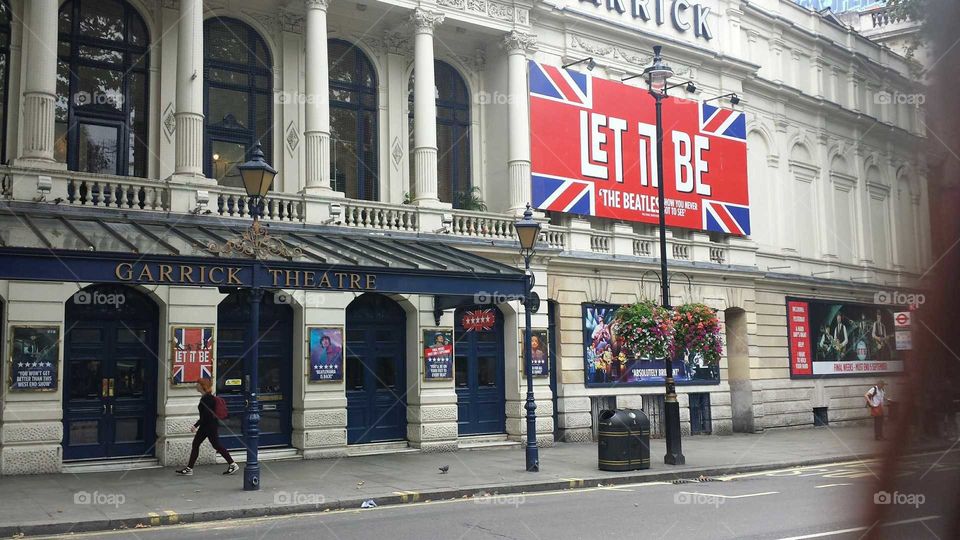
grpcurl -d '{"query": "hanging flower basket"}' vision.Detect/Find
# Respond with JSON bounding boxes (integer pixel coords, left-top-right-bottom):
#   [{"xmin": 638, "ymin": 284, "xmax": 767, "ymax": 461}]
[
  {"xmin": 672, "ymin": 303, "xmax": 723, "ymax": 365},
  {"xmin": 612, "ymin": 301, "xmax": 675, "ymax": 360}
]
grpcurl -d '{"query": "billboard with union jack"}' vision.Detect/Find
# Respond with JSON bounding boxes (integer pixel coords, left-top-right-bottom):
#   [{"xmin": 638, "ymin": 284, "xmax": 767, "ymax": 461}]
[{"xmin": 529, "ymin": 60, "xmax": 750, "ymax": 236}]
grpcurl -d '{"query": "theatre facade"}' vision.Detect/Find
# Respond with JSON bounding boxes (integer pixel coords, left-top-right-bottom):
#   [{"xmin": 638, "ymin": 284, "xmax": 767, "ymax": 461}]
[{"xmin": 0, "ymin": 0, "xmax": 927, "ymax": 474}]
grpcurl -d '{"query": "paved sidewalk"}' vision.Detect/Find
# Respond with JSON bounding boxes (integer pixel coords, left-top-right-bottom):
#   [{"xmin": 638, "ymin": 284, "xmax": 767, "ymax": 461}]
[{"xmin": 0, "ymin": 426, "xmax": 935, "ymax": 537}]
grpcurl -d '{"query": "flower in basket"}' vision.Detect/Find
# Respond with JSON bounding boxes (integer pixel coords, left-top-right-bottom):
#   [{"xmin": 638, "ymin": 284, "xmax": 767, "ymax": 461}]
[
  {"xmin": 612, "ymin": 301, "xmax": 675, "ymax": 360},
  {"xmin": 672, "ymin": 303, "xmax": 723, "ymax": 365}
]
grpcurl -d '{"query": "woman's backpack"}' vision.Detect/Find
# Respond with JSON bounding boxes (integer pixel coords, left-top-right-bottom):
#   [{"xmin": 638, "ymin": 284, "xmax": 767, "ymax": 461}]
[{"xmin": 213, "ymin": 395, "xmax": 229, "ymax": 420}]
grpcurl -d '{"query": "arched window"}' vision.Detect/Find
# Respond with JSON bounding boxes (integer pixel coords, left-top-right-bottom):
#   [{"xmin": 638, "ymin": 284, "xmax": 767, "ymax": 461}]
[
  {"xmin": 408, "ymin": 61, "xmax": 471, "ymax": 208},
  {"xmin": 56, "ymin": 0, "xmax": 150, "ymax": 177},
  {"xmin": 204, "ymin": 18, "xmax": 273, "ymax": 188},
  {"xmin": 0, "ymin": 1, "xmax": 10, "ymax": 164},
  {"xmin": 329, "ymin": 40, "xmax": 378, "ymax": 201}
]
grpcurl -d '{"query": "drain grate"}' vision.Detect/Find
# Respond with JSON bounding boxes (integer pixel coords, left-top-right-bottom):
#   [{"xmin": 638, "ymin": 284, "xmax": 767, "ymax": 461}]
[{"xmin": 672, "ymin": 475, "xmax": 725, "ymax": 484}]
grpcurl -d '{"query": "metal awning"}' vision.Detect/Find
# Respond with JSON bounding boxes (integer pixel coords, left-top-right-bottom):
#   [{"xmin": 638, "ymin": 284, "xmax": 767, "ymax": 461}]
[{"xmin": 0, "ymin": 203, "xmax": 526, "ymax": 297}]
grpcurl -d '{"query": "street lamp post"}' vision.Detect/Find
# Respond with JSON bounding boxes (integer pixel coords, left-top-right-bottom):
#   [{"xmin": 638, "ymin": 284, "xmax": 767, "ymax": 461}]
[
  {"xmin": 515, "ymin": 203, "xmax": 542, "ymax": 472},
  {"xmin": 237, "ymin": 141, "xmax": 277, "ymax": 490},
  {"xmin": 643, "ymin": 46, "xmax": 686, "ymax": 466}
]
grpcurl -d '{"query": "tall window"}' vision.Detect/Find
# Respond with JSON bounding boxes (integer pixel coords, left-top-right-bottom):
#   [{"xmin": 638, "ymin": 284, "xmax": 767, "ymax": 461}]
[
  {"xmin": 329, "ymin": 40, "xmax": 378, "ymax": 201},
  {"xmin": 0, "ymin": 1, "xmax": 10, "ymax": 164},
  {"xmin": 56, "ymin": 0, "xmax": 150, "ymax": 177},
  {"xmin": 204, "ymin": 18, "xmax": 273, "ymax": 187},
  {"xmin": 408, "ymin": 61, "xmax": 471, "ymax": 207}
]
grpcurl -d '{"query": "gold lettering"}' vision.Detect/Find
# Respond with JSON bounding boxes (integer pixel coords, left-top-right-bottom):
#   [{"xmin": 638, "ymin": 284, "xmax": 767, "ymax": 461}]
[
  {"xmin": 198, "ymin": 265, "xmax": 207, "ymax": 284},
  {"xmin": 115, "ymin": 263, "xmax": 133, "ymax": 281},
  {"xmin": 138, "ymin": 264, "xmax": 155, "ymax": 282},
  {"xmin": 209, "ymin": 267, "xmax": 225, "ymax": 284},
  {"xmin": 180, "ymin": 265, "xmax": 194, "ymax": 283},
  {"xmin": 366, "ymin": 274, "xmax": 377, "ymax": 290},
  {"xmin": 335, "ymin": 272, "xmax": 348, "ymax": 288},
  {"xmin": 269, "ymin": 269, "xmax": 283, "ymax": 287},
  {"xmin": 319, "ymin": 272, "xmax": 332, "ymax": 288},
  {"xmin": 158, "ymin": 264, "xmax": 173, "ymax": 283},
  {"xmin": 284, "ymin": 270, "xmax": 300, "ymax": 288},
  {"xmin": 350, "ymin": 273, "xmax": 361, "ymax": 289},
  {"xmin": 227, "ymin": 267, "xmax": 242, "ymax": 285},
  {"xmin": 303, "ymin": 271, "xmax": 316, "ymax": 287}
]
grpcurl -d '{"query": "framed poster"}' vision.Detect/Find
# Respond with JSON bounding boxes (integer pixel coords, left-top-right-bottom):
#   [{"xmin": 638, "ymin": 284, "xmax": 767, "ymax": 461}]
[
  {"xmin": 582, "ymin": 303, "xmax": 719, "ymax": 387},
  {"xmin": 522, "ymin": 329, "xmax": 550, "ymax": 378},
  {"xmin": 787, "ymin": 297, "xmax": 904, "ymax": 378},
  {"xmin": 308, "ymin": 326, "xmax": 344, "ymax": 382},
  {"xmin": 170, "ymin": 326, "xmax": 214, "ymax": 385},
  {"xmin": 423, "ymin": 328, "xmax": 454, "ymax": 380},
  {"xmin": 8, "ymin": 326, "xmax": 60, "ymax": 391}
]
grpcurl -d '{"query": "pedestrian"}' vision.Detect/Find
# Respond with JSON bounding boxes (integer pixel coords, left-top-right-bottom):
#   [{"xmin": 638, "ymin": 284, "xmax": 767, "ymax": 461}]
[
  {"xmin": 864, "ymin": 380, "xmax": 887, "ymax": 441},
  {"xmin": 176, "ymin": 378, "xmax": 238, "ymax": 476}
]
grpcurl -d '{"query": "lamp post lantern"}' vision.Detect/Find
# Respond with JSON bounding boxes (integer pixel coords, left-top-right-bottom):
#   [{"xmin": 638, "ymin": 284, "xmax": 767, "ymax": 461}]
[
  {"xmin": 515, "ymin": 203, "xmax": 542, "ymax": 472},
  {"xmin": 643, "ymin": 46, "xmax": 685, "ymax": 466},
  {"xmin": 237, "ymin": 141, "xmax": 277, "ymax": 490}
]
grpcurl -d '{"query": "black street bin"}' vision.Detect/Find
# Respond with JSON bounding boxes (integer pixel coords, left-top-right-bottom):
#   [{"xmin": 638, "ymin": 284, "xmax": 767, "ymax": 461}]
[{"xmin": 598, "ymin": 408, "xmax": 650, "ymax": 471}]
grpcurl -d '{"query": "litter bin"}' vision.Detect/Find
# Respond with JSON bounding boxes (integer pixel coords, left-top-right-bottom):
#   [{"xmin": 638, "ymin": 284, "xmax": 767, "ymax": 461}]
[{"xmin": 598, "ymin": 408, "xmax": 650, "ymax": 471}]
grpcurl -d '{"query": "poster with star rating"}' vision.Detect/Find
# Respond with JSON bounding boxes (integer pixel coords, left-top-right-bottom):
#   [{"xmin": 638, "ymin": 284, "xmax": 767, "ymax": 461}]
[{"xmin": 8, "ymin": 326, "xmax": 60, "ymax": 391}]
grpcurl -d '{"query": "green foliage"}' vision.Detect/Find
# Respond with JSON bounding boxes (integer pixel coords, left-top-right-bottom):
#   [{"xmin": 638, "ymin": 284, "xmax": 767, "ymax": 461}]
[{"xmin": 453, "ymin": 186, "xmax": 488, "ymax": 212}]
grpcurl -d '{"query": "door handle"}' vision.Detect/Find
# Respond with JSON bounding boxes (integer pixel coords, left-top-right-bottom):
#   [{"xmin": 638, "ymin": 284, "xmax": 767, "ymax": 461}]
[
  {"xmin": 108, "ymin": 378, "xmax": 115, "ymax": 397},
  {"xmin": 102, "ymin": 404, "xmax": 106, "ymax": 415},
  {"xmin": 102, "ymin": 378, "xmax": 109, "ymax": 397}
]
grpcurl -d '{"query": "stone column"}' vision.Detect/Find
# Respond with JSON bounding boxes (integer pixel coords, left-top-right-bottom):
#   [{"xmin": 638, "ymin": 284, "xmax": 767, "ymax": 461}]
[
  {"xmin": 503, "ymin": 31, "xmax": 537, "ymax": 215},
  {"xmin": 411, "ymin": 8, "xmax": 444, "ymax": 206},
  {"xmin": 175, "ymin": 0, "xmax": 204, "ymax": 178},
  {"xmin": 18, "ymin": 0, "xmax": 59, "ymax": 165},
  {"xmin": 303, "ymin": 0, "xmax": 333, "ymax": 193}
]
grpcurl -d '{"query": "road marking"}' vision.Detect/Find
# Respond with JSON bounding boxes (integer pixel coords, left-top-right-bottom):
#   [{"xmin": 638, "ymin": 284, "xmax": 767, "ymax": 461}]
[
  {"xmin": 776, "ymin": 515, "xmax": 941, "ymax": 540},
  {"xmin": 678, "ymin": 491, "xmax": 779, "ymax": 499},
  {"xmin": 393, "ymin": 491, "xmax": 421, "ymax": 503},
  {"xmin": 813, "ymin": 483, "xmax": 851, "ymax": 489},
  {"xmin": 562, "ymin": 477, "xmax": 585, "ymax": 488},
  {"xmin": 146, "ymin": 512, "xmax": 160, "ymax": 526},
  {"xmin": 598, "ymin": 486, "xmax": 635, "ymax": 492},
  {"xmin": 163, "ymin": 510, "xmax": 179, "ymax": 524}
]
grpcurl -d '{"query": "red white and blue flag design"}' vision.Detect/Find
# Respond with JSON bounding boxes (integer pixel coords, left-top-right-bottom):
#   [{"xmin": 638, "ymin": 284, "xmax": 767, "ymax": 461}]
[
  {"xmin": 172, "ymin": 327, "xmax": 214, "ymax": 384},
  {"xmin": 530, "ymin": 60, "xmax": 750, "ymax": 236}
]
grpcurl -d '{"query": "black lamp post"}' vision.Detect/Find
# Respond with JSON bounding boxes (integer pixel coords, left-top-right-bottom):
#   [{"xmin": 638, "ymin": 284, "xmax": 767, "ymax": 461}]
[
  {"xmin": 515, "ymin": 203, "xmax": 542, "ymax": 472},
  {"xmin": 643, "ymin": 46, "xmax": 685, "ymax": 466},
  {"xmin": 237, "ymin": 141, "xmax": 277, "ymax": 490}
]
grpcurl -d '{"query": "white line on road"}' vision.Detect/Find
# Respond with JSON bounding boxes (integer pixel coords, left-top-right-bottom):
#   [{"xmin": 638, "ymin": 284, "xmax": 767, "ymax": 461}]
[
  {"xmin": 776, "ymin": 515, "xmax": 941, "ymax": 540},
  {"xmin": 678, "ymin": 491, "xmax": 779, "ymax": 499},
  {"xmin": 813, "ymin": 483, "xmax": 851, "ymax": 489}
]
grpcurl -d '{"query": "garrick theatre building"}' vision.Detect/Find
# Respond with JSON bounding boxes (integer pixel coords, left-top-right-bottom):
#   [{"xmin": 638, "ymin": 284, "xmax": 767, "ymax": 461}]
[{"xmin": 0, "ymin": 0, "xmax": 928, "ymax": 475}]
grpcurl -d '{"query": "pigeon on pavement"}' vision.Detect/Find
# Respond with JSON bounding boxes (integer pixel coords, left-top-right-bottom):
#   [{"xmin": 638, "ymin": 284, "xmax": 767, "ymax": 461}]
[{"xmin": 438, "ymin": 465, "xmax": 450, "ymax": 474}]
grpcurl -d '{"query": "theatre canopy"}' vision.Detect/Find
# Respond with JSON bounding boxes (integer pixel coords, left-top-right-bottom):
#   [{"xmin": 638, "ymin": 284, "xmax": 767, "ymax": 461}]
[{"xmin": 0, "ymin": 204, "xmax": 527, "ymax": 298}]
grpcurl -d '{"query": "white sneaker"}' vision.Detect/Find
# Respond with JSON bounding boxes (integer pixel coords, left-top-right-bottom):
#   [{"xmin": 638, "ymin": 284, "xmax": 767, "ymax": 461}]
[
  {"xmin": 223, "ymin": 463, "xmax": 239, "ymax": 475},
  {"xmin": 176, "ymin": 467, "xmax": 193, "ymax": 476}
]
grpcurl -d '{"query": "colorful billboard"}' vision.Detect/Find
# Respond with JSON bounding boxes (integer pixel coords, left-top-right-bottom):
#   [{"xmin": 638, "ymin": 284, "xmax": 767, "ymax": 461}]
[
  {"xmin": 582, "ymin": 304, "xmax": 719, "ymax": 387},
  {"xmin": 787, "ymin": 298, "xmax": 905, "ymax": 378},
  {"xmin": 529, "ymin": 61, "xmax": 750, "ymax": 235}
]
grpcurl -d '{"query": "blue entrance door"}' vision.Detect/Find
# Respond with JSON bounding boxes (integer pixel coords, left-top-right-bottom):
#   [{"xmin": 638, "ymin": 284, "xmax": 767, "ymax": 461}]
[
  {"xmin": 454, "ymin": 307, "xmax": 506, "ymax": 436},
  {"xmin": 216, "ymin": 291, "xmax": 293, "ymax": 449},
  {"xmin": 63, "ymin": 285, "xmax": 158, "ymax": 461},
  {"xmin": 346, "ymin": 293, "xmax": 407, "ymax": 444}
]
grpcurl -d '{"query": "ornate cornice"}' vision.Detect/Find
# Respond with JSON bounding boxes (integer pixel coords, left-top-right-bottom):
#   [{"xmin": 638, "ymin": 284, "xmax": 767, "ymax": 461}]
[
  {"xmin": 281, "ymin": 10, "xmax": 304, "ymax": 34},
  {"xmin": 411, "ymin": 8, "xmax": 445, "ymax": 33},
  {"xmin": 306, "ymin": 0, "xmax": 330, "ymax": 10}
]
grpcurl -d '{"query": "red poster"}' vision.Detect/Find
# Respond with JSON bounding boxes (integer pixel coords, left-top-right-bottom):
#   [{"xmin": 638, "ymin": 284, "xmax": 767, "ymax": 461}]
[
  {"xmin": 787, "ymin": 301, "xmax": 812, "ymax": 376},
  {"xmin": 529, "ymin": 61, "xmax": 750, "ymax": 235},
  {"xmin": 172, "ymin": 327, "xmax": 214, "ymax": 384}
]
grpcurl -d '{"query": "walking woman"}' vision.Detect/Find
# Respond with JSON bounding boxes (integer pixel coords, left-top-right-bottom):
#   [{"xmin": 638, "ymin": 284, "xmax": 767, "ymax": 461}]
[{"xmin": 177, "ymin": 378, "xmax": 238, "ymax": 476}]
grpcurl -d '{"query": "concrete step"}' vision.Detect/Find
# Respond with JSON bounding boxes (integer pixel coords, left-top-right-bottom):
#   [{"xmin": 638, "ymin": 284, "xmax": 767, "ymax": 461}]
[
  {"xmin": 458, "ymin": 434, "xmax": 522, "ymax": 450},
  {"xmin": 62, "ymin": 457, "xmax": 162, "ymax": 474},
  {"xmin": 344, "ymin": 441, "xmax": 418, "ymax": 457}
]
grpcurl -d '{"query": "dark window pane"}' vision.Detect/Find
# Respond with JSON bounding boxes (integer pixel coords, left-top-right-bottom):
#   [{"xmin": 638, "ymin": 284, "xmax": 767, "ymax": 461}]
[
  {"xmin": 69, "ymin": 420, "xmax": 100, "ymax": 445},
  {"xmin": 478, "ymin": 356, "xmax": 496, "ymax": 386},
  {"xmin": 211, "ymin": 141, "xmax": 247, "ymax": 187},
  {"xmin": 208, "ymin": 87, "xmax": 249, "ymax": 130},
  {"xmin": 78, "ymin": 0, "xmax": 124, "ymax": 42},
  {"xmin": 78, "ymin": 123, "xmax": 120, "ymax": 175},
  {"xmin": 114, "ymin": 418, "xmax": 142, "ymax": 443},
  {"xmin": 346, "ymin": 356, "xmax": 363, "ymax": 390},
  {"xmin": 328, "ymin": 40, "xmax": 378, "ymax": 200},
  {"xmin": 116, "ymin": 327, "xmax": 147, "ymax": 343},
  {"xmin": 69, "ymin": 360, "xmax": 101, "ymax": 399},
  {"xmin": 79, "ymin": 45, "xmax": 122, "ymax": 64},
  {"xmin": 375, "ymin": 356, "xmax": 395, "ymax": 389},
  {"xmin": 75, "ymin": 66, "xmax": 124, "ymax": 113},
  {"xmin": 208, "ymin": 68, "xmax": 248, "ymax": 86},
  {"xmin": 455, "ymin": 355, "xmax": 468, "ymax": 387},
  {"xmin": 115, "ymin": 359, "xmax": 144, "ymax": 398}
]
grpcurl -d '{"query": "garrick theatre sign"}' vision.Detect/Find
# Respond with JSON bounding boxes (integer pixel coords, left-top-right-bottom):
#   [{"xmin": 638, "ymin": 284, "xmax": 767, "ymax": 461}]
[
  {"xmin": 0, "ymin": 205, "xmax": 527, "ymax": 298},
  {"xmin": 578, "ymin": 0, "xmax": 714, "ymax": 40},
  {"xmin": 114, "ymin": 263, "xmax": 379, "ymax": 291}
]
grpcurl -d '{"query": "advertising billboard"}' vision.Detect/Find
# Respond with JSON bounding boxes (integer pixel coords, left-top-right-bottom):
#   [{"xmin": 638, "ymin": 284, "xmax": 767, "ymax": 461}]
[
  {"xmin": 582, "ymin": 304, "xmax": 719, "ymax": 387},
  {"xmin": 787, "ymin": 298, "xmax": 905, "ymax": 378},
  {"xmin": 529, "ymin": 61, "xmax": 750, "ymax": 235}
]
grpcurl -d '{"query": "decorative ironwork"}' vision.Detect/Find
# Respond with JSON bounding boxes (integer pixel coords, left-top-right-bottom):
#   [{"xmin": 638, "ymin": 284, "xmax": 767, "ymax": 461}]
[{"xmin": 207, "ymin": 220, "xmax": 303, "ymax": 260}]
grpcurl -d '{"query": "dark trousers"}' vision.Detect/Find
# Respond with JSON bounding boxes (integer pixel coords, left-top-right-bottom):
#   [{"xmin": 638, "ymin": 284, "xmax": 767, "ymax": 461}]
[
  {"xmin": 874, "ymin": 414, "xmax": 884, "ymax": 440},
  {"xmin": 188, "ymin": 425, "xmax": 233, "ymax": 467}
]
